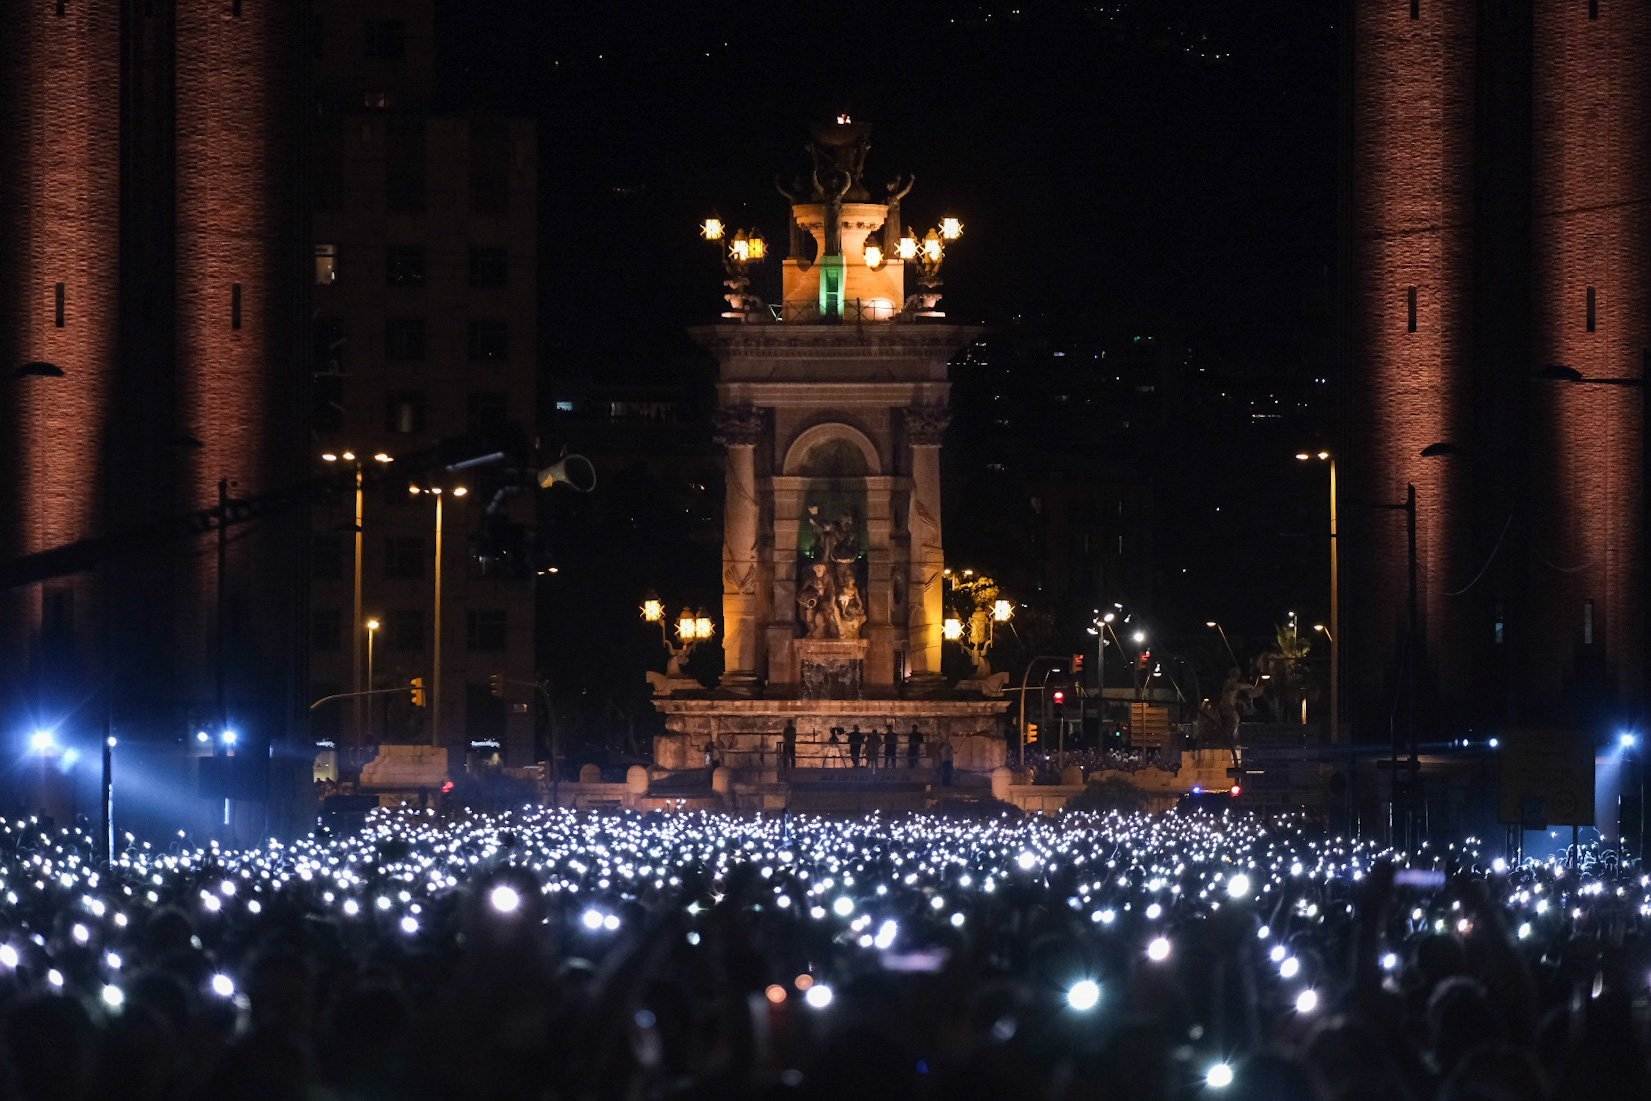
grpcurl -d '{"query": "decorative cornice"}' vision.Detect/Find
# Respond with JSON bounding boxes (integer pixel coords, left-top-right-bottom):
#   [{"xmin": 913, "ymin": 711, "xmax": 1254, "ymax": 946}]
[
  {"xmin": 691, "ymin": 322, "xmax": 981, "ymax": 360},
  {"xmin": 713, "ymin": 404, "xmax": 766, "ymax": 447}
]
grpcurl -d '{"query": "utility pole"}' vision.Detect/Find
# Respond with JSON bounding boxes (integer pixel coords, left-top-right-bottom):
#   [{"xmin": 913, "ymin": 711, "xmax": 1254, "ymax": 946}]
[
  {"xmin": 431, "ymin": 490, "xmax": 444, "ymax": 747},
  {"xmin": 1404, "ymin": 482, "xmax": 1420, "ymax": 849},
  {"xmin": 1328, "ymin": 457, "xmax": 1340, "ymax": 745},
  {"xmin": 217, "ymin": 478, "xmax": 228, "ymax": 736}
]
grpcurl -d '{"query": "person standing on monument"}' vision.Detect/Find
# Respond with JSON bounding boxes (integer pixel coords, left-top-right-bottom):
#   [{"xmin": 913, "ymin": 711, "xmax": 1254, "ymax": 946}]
[
  {"xmin": 883, "ymin": 722, "xmax": 898, "ymax": 769},
  {"xmin": 866, "ymin": 728, "xmax": 882, "ymax": 773},
  {"xmin": 848, "ymin": 725, "xmax": 863, "ymax": 768},
  {"xmin": 781, "ymin": 720, "xmax": 798, "ymax": 774},
  {"xmin": 907, "ymin": 724, "xmax": 923, "ymax": 769},
  {"xmin": 828, "ymin": 726, "xmax": 843, "ymax": 767}
]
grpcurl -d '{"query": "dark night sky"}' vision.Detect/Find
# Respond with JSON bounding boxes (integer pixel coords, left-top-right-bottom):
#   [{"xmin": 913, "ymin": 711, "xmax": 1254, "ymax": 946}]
[
  {"xmin": 433, "ymin": 0, "xmax": 1344, "ymax": 692},
  {"xmin": 440, "ymin": 0, "xmax": 1340, "ymax": 376}
]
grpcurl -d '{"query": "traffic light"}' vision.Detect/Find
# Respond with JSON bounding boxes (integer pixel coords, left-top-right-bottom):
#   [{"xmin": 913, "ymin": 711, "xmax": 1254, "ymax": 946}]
[
  {"xmin": 409, "ymin": 676, "xmax": 427, "ymax": 708},
  {"xmin": 487, "ymin": 672, "xmax": 504, "ymax": 698},
  {"xmin": 1071, "ymin": 652, "xmax": 1085, "ymax": 673},
  {"xmin": 1051, "ymin": 688, "xmax": 1066, "ymax": 714},
  {"xmin": 1137, "ymin": 648, "xmax": 1152, "ymax": 671},
  {"xmin": 1026, "ymin": 721, "xmax": 1039, "ymax": 745}
]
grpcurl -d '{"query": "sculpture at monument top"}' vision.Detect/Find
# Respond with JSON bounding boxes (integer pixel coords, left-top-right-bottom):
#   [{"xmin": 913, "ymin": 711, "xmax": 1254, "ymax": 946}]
[{"xmin": 775, "ymin": 116, "xmax": 874, "ymax": 204}]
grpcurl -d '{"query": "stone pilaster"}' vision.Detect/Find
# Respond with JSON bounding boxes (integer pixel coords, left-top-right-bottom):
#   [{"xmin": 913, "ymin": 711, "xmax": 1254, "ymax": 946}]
[
  {"xmin": 904, "ymin": 404, "xmax": 949, "ymax": 692},
  {"xmin": 715, "ymin": 405, "xmax": 767, "ymax": 693}
]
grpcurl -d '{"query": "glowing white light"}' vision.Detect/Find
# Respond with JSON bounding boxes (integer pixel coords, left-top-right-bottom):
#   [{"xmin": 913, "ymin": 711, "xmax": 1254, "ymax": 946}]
[
  {"xmin": 71, "ymin": 923, "xmax": 89, "ymax": 945},
  {"xmin": 804, "ymin": 983, "xmax": 833, "ymax": 1009},
  {"xmin": 399, "ymin": 915, "xmax": 418, "ymax": 934},
  {"xmin": 1381, "ymin": 952, "xmax": 1399, "ymax": 971},
  {"xmin": 1279, "ymin": 956, "xmax": 1301, "ymax": 980},
  {"xmin": 950, "ymin": 911, "xmax": 965, "ymax": 928},
  {"xmin": 832, "ymin": 896, "xmax": 854, "ymax": 917},
  {"xmin": 101, "ymin": 984, "xmax": 124, "ymax": 1009},
  {"xmin": 1294, "ymin": 988, "xmax": 1318, "ymax": 1014},
  {"xmin": 210, "ymin": 973, "xmax": 235, "ymax": 998},
  {"xmin": 489, "ymin": 884, "xmax": 521, "ymax": 914},
  {"xmin": 1017, "ymin": 851, "xmax": 1039, "ymax": 871},
  {"xmin": 582, "ymin": 908, "xmax": 604, "ymax": 930},
  {"xmin": 1066, "ymin": 979, "xmax": 1101, "ymax": 1011},
  {"xmin": 343, "ymin": 899, "xmax": 360, "ymax": 917},
  {"xmin": 1517, "ymin": 922, "xmax": 1532, "ymax": 940},
  {"xmin": 1226, "ymin": 873, "xmax": 1251, "ymax": 899},
  {"xmin": 0, "ymin": 946, "xmax": 16, "ymax": 968},
  {"xmin": 1205, "ymin": 1062, "xmax": 1234, "ymax": 1089},
  {"xmin": 874, "ymin": 920, "xmax": 898, "ymax": 950},
  {"xmin": 47, "ymin": 969, "xmax": 63, "ymax": 988},
  {"xmin": 602, "ymin": 913, "xmax": 620, "ymax": 931},
  {"xmin": 1147, "ymin": 936, "xmax": 1171, "ymax": 962}
]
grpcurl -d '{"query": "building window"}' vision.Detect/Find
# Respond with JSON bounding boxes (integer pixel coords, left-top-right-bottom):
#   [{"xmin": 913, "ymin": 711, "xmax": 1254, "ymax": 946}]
[
  {"xmin": 383, "ymin": 535, "xmax": 425, "ymax": 580},
  {"xmin": 384, "ymin": 318, "xmax": 426, "ymax": 361},
  {"xmin": 385, "ymin": 117, "xmax": 426, "ymax": 213},
  {"xmin": 1586, "ymin": 286, "xmax": 1596, "ymax": 332},
  {"xmin": 1406, "ymin": 286, "xmax": 1418, "ymax": 332},
  {"xmin": 386, "ymin": 245, "xmax": 426, "ymax": 288},
  {"xmin": 467, "ymin": 391, "xmax": 509, "ymax": 436},
  {"xmin": 469, "ymin": 120, "xmax": 511, "ymax": 215},
  {"xmin": 231, "ymin": 283, "xmax": 242, "ymax": 330},
  {"xmin": 311, "ymin": 533, "xmax": 343, "ymax": 580},
  {"xmin": 1410, "ymin": 0, "xmax": 1419, "ymax": 18},
  {"xmin": 466, "ymin": 608, "xmax": 507, "ymax": 651},
  {"xmin": 54, "ymin": 283, "xmax": 64, "ymax": 328},
  {"xmin": 385, "ymin": 391, "xmax": 426, "ymax": 435},
  {"xmin": 314, "ymin": 317, "xmax": 346, "ymax": 377},
  {"xmin": 467, "ymin": 319, "xmax": 509, "ymax": 363},
  {"xmin": 314, "ymin": 244, "xmax": 338, "ymax": 285},
  {"xmin": 468, "ymin": 246, "xmax": 508, "ymax": 288},
  {"xmin": 311, "ymin": 608, "xmax": 342, "ymax": 652},
  {"xmin": 465, "ymin": 682, "xmax": 508, "ymax": 742},
  {"xmin": 554, "ymin": 400, "xmax": 575, "ymax": 413},
  {"xmin": 385, "ymin": 609, "xmax": 425, "ymax": 653},
  {"xmin": 363, "ymin": 18, "xmax": 406, "ymax": 61}
]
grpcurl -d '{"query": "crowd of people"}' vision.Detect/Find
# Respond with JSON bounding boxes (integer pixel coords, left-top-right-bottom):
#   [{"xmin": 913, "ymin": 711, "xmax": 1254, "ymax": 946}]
[
  {"xmin": 0, "ymin": 804, "xmax": 1644, "ymax": 1099},
  {"xmin": 1022, "ymin": 747, "xmax": 1180, "ymax": 784},
  {"xmin": 768, "ymin": 721, "xmax": 955, "ymax": 781}
]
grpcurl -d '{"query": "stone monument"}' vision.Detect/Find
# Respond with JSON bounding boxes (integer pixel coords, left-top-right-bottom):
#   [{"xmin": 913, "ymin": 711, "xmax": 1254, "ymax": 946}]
[{"xmin": 653, "ymin": 117, "xmax": 1007, "ymax": 780}]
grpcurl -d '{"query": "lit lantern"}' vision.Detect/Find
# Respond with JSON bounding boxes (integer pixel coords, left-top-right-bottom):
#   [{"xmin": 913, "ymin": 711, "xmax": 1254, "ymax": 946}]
[
  {"xmin": 641, "ymin": 597, "xmax": 664, "ymax": 623},
  {"xmin": 746, "ymin": 232, "xmax": 767, "ymax": 261},
  {"xmin": 992, "ymin": 599, "xmax": 1014, "ymax": 622},
  {"xmin": 863, "ymin": 242, "xmax": 884, "ymax": 270},
  {"xmin": 922, "ymin": 228, "xmax": 944, "ymax": 263},
  {"xmin": 730, "ymin": 230, "xmax": 751, "ymax": 264},
  {"xmin": 940, "ymin": 216, "xmax": 963, "ymax": 241},
  {"xmin": 677, "ymin": 612, "xmax": 699, "ymax": 641},
  {"xmin": 943, "ymin": 617, "xmax": 964, "ymax": 641},
  {"xmin": 694, "ymin": 614, "xmax": 715, "ymax": 640},
  {"xmin": 898, "ymin": 233, "xmax": 919, "ymax": 262},
  {"xmin": 701, "ymin": 218, "xmax": 725, "ymax": 241}
]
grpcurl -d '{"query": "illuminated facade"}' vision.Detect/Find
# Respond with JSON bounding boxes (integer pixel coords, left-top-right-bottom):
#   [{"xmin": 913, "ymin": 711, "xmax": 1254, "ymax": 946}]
[{"xmin": 1344, "ymin": 3, "xmax": 1649, "ymax": 734}]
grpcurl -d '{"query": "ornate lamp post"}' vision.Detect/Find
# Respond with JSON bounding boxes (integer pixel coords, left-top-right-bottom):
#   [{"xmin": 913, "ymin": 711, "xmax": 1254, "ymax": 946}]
[
  {"xmin": 701, "ymin": 219, "xmax": 769, "ymax": 322},
  {"xmin": 643, "ymin": 595, "xmax": 716, "ymax": 677},
  {"xmin": 896, "ymin": 219, "xmax": 962, "ymax": 318}
]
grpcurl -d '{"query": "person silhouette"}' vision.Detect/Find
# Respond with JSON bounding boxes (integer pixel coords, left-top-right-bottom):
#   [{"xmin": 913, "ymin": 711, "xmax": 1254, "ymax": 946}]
[
  {"xmin": 781, "ymin": 720, "xmax": 798, "ymax": 773},
  {"xmin": 828, "ymin": 726, "xmax": 843, "ymax": 768},
  {"xmin": 866, "ymin": 729, "xmax": 882, "ymax": 773},
  {"xmin": 883, "ymin": 722, "xmax": 898, "ymax": 769},
  {"xmin": 848, "ymin": 725, "xmax": 863, "ymax": 768},
  {"xmin": 907, "ymin": 724, "xmax": 923, "ymax": 769}
]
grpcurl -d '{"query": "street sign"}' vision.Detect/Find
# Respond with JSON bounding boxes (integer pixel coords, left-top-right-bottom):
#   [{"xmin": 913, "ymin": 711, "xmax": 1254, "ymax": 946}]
[{"xmin": 1497, "ymin": 728, "xmax": 1594, "ymax": 827}]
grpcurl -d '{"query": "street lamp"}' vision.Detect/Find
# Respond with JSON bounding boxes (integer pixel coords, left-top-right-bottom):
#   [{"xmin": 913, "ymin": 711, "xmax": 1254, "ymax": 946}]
[
  {"xmin": 1205, "ymin": 620, "xmax": 1241, "ymax": 674},
  {"xmin": 1295, "ymin": 449, "xmax": 1340, "ymax": 744},
  {"xmin": 643, "ymin": 595, "xmax": 715, "ymax": 677},
  {"xmin": 701, "ymin": 220, "xmax": 769, "ymax": 321},
  {"xmin": 409, "ymin": 483, "xmax": 465, "ymax": 746},
  {"xmin": 321, "ymin": 447, "xmax": 394, "ymax": 744},
  {"xmin": 365, "ymin": 617, "xmax": 381, "ymax": 742},
  {"xmin": 1313, "ymin": 623, "xmax": 1334, "ymax": 643}
]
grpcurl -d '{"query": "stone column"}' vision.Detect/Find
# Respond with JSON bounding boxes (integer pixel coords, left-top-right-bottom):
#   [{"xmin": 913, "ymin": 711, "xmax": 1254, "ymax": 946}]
[
  {"xmin": 905, "ymin": 404, "xmax": 949, "ymax": 693},
  {"xmin": 864, "ymin": 479, "xmax": 896, "ymax": 690},
  {"xmin": 768, "ymin": 480, "xmax": 806, "ymax": 686},
  {"xmin": 715, "ymin": 406, "xmax": 766, "ymax": 694}
]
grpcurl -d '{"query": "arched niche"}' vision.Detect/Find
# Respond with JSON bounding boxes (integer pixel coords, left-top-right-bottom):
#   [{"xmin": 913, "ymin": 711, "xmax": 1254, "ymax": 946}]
[{"xmin": 782, "ymin": 422, "xmax": 882, "ymax": 477}]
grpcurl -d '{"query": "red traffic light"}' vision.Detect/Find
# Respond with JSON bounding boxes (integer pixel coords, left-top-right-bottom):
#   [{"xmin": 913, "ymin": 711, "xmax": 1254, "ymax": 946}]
[{"xmin": 1052, "ymin": 690, "xmax": 1066, "ymax": 705}]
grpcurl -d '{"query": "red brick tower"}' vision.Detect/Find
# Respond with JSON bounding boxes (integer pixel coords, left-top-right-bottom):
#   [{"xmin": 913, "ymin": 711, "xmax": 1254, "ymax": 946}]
[
  {"xmin": 0, "ymin": 4, "xmax": 123, "ymax": 692},
  {"xmin": 0, "ymin": 3, "xmax": 304, "ymax": 831},
  {"xmin": 1343, "ymin": 1, "xmax": 1476, "ymax": 729},
  {"xmin": 1529, "ymin": 4, "xmax": 1650, "ymax": 713}
]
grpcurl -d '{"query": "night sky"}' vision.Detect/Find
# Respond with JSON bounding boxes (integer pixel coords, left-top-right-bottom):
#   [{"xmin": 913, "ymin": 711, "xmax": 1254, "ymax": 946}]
[{"xmin": 433, "ymin": 0, "xmax": 1343, "ymax": 722}]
